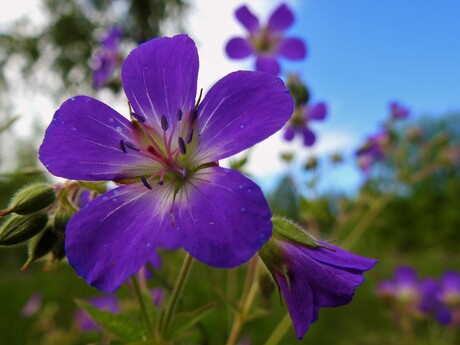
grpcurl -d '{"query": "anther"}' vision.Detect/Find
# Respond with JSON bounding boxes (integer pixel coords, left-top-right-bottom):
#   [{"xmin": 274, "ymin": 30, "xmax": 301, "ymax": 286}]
[
  {"xmin": 125, "ymin": 142, "xmax": 140, "ymax": 151},
  {"xmin": 157, "ymin": 178, "xmax": 164, "ymax": 186},
  {"xmin": 161, "ymin": 115, "xmax": 169, "ymax": 131},
  {"xmin": 119, "ymin": 140, "xmax": 127, "ymax": 153},
  {"xmin": 195, "ymin": 88, "xmax": 203, "ymax": 110},
  {"xmin": 185, "ymin": 128, "xmax": 194, "ymax": 144},
  {"xmin": 141, "ymin": 176, "xmax": 153, "ymax": 190},
  {"xmin": 178, "ymin": 137, "xmax": 186, "ymax": 154},
  {"xmin": 130, "ymin": 112, "xmax": 146, "ymax": 123},
  {"xmin": 177, "ymin": 109, "xmax": 183, "ymax": 121},
  {"xmin": 182, "ymin": 168, "xmax": 188, "ymax": 178}
]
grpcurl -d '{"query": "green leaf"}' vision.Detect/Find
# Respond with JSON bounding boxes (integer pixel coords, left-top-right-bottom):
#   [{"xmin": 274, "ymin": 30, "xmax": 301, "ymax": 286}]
[
  {"xmin": 76, "ymin": 300, "xmax": 145, "ymax": 342},
  {"xmin": 167, "ymin": 302, "xmax": 217, "ymax": 340}
]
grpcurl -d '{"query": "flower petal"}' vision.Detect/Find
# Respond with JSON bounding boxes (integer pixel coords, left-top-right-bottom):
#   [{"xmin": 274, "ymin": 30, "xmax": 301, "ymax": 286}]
[
  {"xmin": 255, "ymin": 55, "xmax": 281, "ymax": 75},
  {"xmin": 284, "ymin": 126, "xmax": 296, "ymax": 141},
  {"xmin": 308, "ymin": 102, "xmax": 327, "ymax": 121},
  {"xmin": 193, "ymin": 71, "xmax": 293, "ymax": 162},
  {"xmin": 302, "ymin": 127, "xmax": 316, "ymax": 146},
  {"xmin": 175, "ymin": 167, "xmax": 272, "ymax": 268},
  {"xmin": 66, "ymin": 183, "xmax": 182, "ymax": 292},
  {"xmin": 122, "ymin": 34, "xmax": 198, "ymax": 133},
  {"xmin": 268, "ymin": 3, "xmax": 294, "ymax": 32},
  {"xmin": 313, "ymin": 241, "xmax": 378, "ymax": 271},
  {"xmin": 278, "ymin": 38, "xmax": 307, "ymax": 60},
  {"xmin": 277, "ymin": 271, "xmax": 316, "ymax": 339},
  {"xmin": 225, "ymin": 37, "xmax": 253, "ymax": 59},
  {"xmin": 39, "ymin": 96, "xmax": 155, "ymax": 181},
  {"xmin": 235, "ymin": 5, "xmax": 260, "ymax": 34}
]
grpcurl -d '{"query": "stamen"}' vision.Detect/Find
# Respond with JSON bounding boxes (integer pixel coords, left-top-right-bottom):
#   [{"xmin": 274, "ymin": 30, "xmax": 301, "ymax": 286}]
[
  {"xmin": 182, "ymin": 168, "xmax": 188, "ymax": 178},
  {"xmin": 178, "ymin": 137, "xmax": 186, "ymax": 154},
  {"xmin": 185, "ymin": 128, "xmax": 193, "ymax": 144},
  {"xmin": 131, "ymin": 112, "xmax": 146, "ymax": 123},
  {"xmin": 141, "ymin": 176, "xmax": 153, "ymax": 190},
  {"xmin": 195, "ymin": 88, "xmax": 203, "ymax": 110},
  {"xmin": 125, "ymin": 142, "xmax": 140, "ymax": 152},
  {"xmin": 177, "ymin": 109, "xmax": 183, "ymax": 121},
  {"xmin": 119, "ymin": 140, "xmax": 127, "ymax": 153},
  {"xmin": 161, "ymin": 115, "xmax": 169, "ymax": 131}
]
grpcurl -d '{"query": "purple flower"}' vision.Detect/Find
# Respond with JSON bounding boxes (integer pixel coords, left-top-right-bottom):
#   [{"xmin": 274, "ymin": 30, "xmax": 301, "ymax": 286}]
[
  {"xmin": 92, "ymin": 27, "xmax": 123, "ymax": 89},
  {"xmin": 377, "ymin": 266, "xmax": 421, "ymax": 308},
  {"xmin": 75, "ymin": 295, "xmax": 120, "ymax": 332},
  {"xmin": 433, "ymin": 271, "xmax": 460, "ymax": 325},
  {"xmin": 226, "ymin": 3, "xmax": 307, "ymax": 75},
  {"xmin": 259, "ymin": 219, "xmax": 376, "ymax": 339},
  {"xmin": 21, "ymin": 293, "xmax": 43, "ymax": 317},
  {"xmin": 39, "ymin": 35, "xmax": 293, "ymax": 292},
  {"xmin": 283, "ymin": 102, "xmax": 327, "ymax": 146},
  {"xmin": 356, "ymin": 130, "xmax": 389, "ymax": 173},
  {"xmin": 389, "ymin": 101, "xmax": 410, "ymax": 120}
]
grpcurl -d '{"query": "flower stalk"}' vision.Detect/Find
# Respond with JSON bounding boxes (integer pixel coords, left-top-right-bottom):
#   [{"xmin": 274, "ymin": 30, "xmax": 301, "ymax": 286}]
[{"xmin": 131, "ymin": 275, "xmax": 154, "ymax": 338}]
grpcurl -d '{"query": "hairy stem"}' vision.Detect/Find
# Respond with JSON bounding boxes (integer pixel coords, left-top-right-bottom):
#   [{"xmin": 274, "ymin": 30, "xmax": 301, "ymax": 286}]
[{"xmin": 264, "ymin": 313, "xmax": 292, "ymax": 345}]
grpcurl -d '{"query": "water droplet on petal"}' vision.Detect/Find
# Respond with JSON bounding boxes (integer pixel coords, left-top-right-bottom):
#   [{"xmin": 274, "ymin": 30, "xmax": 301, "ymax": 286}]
[
  {"xmin": 247, "ymin": 188, "xmax": 252, "ymax": 193},
  {"xmin": 71, "ymin": 127, "xmax": 76, "ymax": 131},
  {"xmin": 239, "ymin": 185, "xmax": 244, "ymax": 189},
  {"xmin": 109, "ymin": 117, "xmax": 114, "ymax": 123},
  {"xmin": 240, "ymin": 207, "xmax": 246, "ymax": 212},
  {"xmin": 112, "ymin": 198, "xmax": 117, "ymax": 202},
  {"xmin": 146, "ymin": 243, "xmax": 151, "ymax": 247},
  {"xmin": 116, "ymin": 126, "xmax": 123, "ymax": 133},
  {"xmin": 240, "ymin": 124, "xmax": 245, "ymax": 129}
]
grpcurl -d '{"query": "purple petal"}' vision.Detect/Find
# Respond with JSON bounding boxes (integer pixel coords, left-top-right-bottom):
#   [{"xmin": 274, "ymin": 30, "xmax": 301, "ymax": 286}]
[
  {"xmin": 302, "ymin": 127, "xmax": 316, "ymax": 146},
  {"xmin": 66, "ymin": 184, "xmax": 181, "ymax": 292},
  {"xmin": 225, "ymin": 37, "xmax": 253, "ymax": 59},
  {"xmin": 394, "ymin": 266, "xmax": 418, "ymax": 287},
  {"xmin": 92, "ymin": 51, "xmax": 117, "ymax": 89},
  {"xmin": 193, "ymin": 71, "xmax": 293, "ymax": 162},
  {"xmin": 442, "ymin": 270, "xmax": 460, "ymax": 292},
  {"xmin": 101, "ymin": 27, "xmax": 123, "ymax": 52},
  {"xmin": 278, "ymin": 38, "xmax": 307, "ymax": 60},
  {"xmin": 122, "ymin": 35, "xmax": 198, "ymax": 133},
  {"xmin": 255, "ymin": 55, "xmax": 281, "ymax": 75},
  {"xmin": 268, "ymin": 3, "xmax": 294, "ymax": 33},
  {"xmin": 283, "ymin": 126, "xmax": 296, "ymax": 141},
  {"xmin": 435, "ymin": 306, "xmax": 452, "ymax": 325},
  {"xmin": 277, "ymin": 271, "xmax": 316, "ymax": 339},
  {"xmin": 235, "ymin": 5, "xmax": 260, "ymax": 34},
  {"xmin": 308, "ymin": 102, "xmax": 327, "ymax": 121},
  {"xmin": 39, "ymin": 96, "xmax": 155, "ymax": 181},
  {"xmin": 176, "ymin": 167, "xmax": 272, "ymax": 268},
  {"xmin": 312, "ymin": 241, "xmax": 378, "ymax": 271}
]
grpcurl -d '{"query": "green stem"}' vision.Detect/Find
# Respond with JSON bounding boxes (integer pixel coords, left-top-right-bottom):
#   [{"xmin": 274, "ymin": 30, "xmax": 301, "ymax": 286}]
[
  {"xmin": 160, "ymin": 252, "xmax": 194, "ymax": 336},
  {"xmin": 264, "ymin": 313, "xmax": 292, "ymax": 345},
  {"xmin": 131, "ymin": 275, "xmax": 154, "ymax": 338}
]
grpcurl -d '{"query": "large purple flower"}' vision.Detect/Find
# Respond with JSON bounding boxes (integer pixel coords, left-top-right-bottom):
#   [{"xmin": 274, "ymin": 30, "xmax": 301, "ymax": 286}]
[
  {"xmin": 92, "ymin": 27, "xmax": 123, "ymax": 89},
  {"xmin": 226, "ymin": 3, "xmax": 307, "ymax": 75},
  {"xmin": 39, "ymin": 35, "xmax": 293, "ymax": 292},
  {"xmin": 283, "ymin": 102, "xmax": 327, "ymax": 146},
  {"xmin": 259, "ymin": 218, "xmax": 376, "ymax": 339}
]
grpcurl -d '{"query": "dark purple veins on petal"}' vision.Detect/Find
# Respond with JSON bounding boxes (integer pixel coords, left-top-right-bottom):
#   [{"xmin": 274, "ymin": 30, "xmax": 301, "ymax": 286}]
[
  {"xmin": 161, "ymin": 115, "xmax": 169, "ymax": 131},
  {"xmin": 119, "ymin": 140, "xmax": 127, "ymax": 153},
  {"xmin": 141, "ymin": 176, "xmax": 153, "ymax": 190}
]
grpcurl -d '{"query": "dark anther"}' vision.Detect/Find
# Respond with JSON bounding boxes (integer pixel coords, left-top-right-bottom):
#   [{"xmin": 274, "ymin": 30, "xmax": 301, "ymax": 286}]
[
  {"xmin": 178, "ymin": 137, "xmax": 186, "ymax": 154},
  {"xmin": 185, "ymin": 128, "xmax": 194, "ymax": 144},
  {"xmin": 161, "ymin": 115, "xmax": 169, "ymax": 131},
  {"xmin": 131, "ymin": 112, "xmax": 146, "ymax": 123},
  {"xmin": 125, "ymin": 142, "xmax": 140, "ymax": 151},
  {"xmin": 119, "ymin": 140, "xmax": 127, "ymax": 153},
  {"xmin": 177, "ymin": 109, "xmax": 183, "ymax": 121},
  {"xmin": 157, "ymin": 178, "xmax": 164, "ymax": 186},
  {"xmin": 182, "ymin": 168, "xmax": 188, "ymax": 178},
  {"xmin": 141, "ymin": 176, "xmax": 153, "ymax": 190}
]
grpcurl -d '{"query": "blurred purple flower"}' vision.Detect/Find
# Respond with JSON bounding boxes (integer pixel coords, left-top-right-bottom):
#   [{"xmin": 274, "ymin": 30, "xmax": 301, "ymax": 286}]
[
  {"xmin": 432, "ymin": 271, "xmax": 460, "ymax": 325},
  {"xmin": 151, "ymin": 287, "xmax": 165, "ymax": 308},
  {"xmin": 92, "ymin": 27, "xmax": 123, "ymax": 89},
  {"xmin": 356, "ymin": 130, "xmax": 389, "ymax": 173},
  {"xmin": 283, "ymin": 102, "xmax": 327, "ymax": 146},
  {"xmin": 21, "ymin": 293, "xmax": 43, "ymax": 317},
  {"xmin": 39, "ymin": 35, "xmax": 293, "ymax": 292},
  {"xmin": 389, "ymin": 101, "xmax": 410, "ymax": 120},
  {"xmin": 260, "ymin": 231, "xmax": 376, "ymax": 339},
  {"xmin": 226, "ymin": 3, "xmax": 307, "ymax": 75},
  {"xmin": 377, "ymin": 266, "xmax": 421, "ymax": 308},
  {"xmin": 75, "ymin": 295, "xmax": 120, "ymax": 332}
]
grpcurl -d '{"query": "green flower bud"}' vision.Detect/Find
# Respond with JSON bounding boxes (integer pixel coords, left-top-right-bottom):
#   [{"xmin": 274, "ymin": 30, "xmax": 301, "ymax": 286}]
[
  {"xmin": 286, "ymin": 75, "xmax": 310, "ymax": 106},
  {"xmin": 0, "ymin": 212, "xmax": 48, "ymax": 246},
  {"xmin": 53, "ymin": 212, "xmax": 72, "ymax": 234},
  {"xmin": 271, "ymin": 217, "xmax": 318, "ymax": 248},
  {"xmin": 0, "ymin": 183, "xmax": 56, "ymax": 217},
  {"xmin": 22, "ymin": 228, "xmax": 59, "ymax": 270}
]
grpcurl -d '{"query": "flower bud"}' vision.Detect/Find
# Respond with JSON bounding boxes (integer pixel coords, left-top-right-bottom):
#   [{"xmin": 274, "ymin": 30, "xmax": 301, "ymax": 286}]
[
  {"xmin": 22, "ymin": 227, "xmax": 59, "ymax": 270},
  {"xmin": 0, "ymin": 212, "xmax": 48, "ymax": 246},
  {"xmin": 286, "ymin": 75, "xmax": 310, "ymax": 106},
  {"xmin": 0, "ymin": 183, "xmax": 56, "ymax": 217}
]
